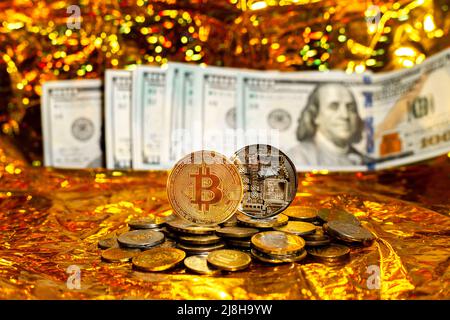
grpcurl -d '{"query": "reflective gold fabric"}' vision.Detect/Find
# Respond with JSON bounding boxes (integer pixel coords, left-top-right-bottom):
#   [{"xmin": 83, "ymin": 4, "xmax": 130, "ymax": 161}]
[{"xmin": 0, "ymin": 139, "xmax": 449, "ymax": 299}]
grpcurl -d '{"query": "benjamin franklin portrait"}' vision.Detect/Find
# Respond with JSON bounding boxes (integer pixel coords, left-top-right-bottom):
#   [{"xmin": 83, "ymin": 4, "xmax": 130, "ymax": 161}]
[{"xmin": 287, "ymin": 83, "xmax": 367, "ymax": 166}]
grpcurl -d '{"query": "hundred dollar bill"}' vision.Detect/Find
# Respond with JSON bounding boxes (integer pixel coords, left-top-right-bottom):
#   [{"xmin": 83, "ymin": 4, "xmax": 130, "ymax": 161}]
[
  {"xmin": 370, "ymin": 48, "xmax": 450, "ymax": 169},
  {"xmin": 105, "ymin": 69, "xmax": 132, "ymax": 169},
  {"xmin": 41, "ymin": 79, "xmax": 103, "ymax": 168},
  {"xmin": 132, "ymin": 65, "xmax": 174, "ymax": 170},
  {"xmin": 163, "ymin": 63, "xmax": 203, "ymax": 166},
  {"xmin": 239, "ymin": 70, "xmax": 372, "ymax": 171},
  {"xmin": 195, "ymin": 66, "xmax": 245, "ymax": 157}
]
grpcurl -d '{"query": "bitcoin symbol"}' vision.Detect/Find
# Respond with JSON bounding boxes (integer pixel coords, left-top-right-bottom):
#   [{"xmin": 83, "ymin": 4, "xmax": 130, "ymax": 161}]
[
  {"xmin": 190, "ymin": 166, "xmax": 223, "ymax": 211},
  {"xmin": 167, "ymin": 150, "xmax": 242, "ymax": 225}
]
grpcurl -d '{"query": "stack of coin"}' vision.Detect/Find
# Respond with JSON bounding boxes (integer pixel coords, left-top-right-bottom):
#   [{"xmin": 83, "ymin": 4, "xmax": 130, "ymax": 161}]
[
  {"xmin": 302, "ymin": 226, "xmax": 331, "ymax": 247},
  {"xmin": 250, "ymin": 231, "xmax": 307, "ymax": 264},
  {"xmin": 166, "ymin": 219, "xmax": 225, "ymax": 255},
  {"xmin": 215, "ymin": 226, "xmax": 259, "ymax": 250},
  {"xmin": 307, "ymin": 244, "xmax": 351, "ymax": 266}
]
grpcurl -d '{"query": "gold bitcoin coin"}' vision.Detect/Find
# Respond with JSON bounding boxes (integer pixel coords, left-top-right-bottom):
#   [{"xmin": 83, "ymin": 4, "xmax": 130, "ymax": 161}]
[
  {"xmin": 132, "ymin": 247, "xmax": 186, "ymax": 272},
  {"xmin": 231, "ymin": 144, "xmax": 298, "ymax": 219},
  {"xmin": 251, "ymin": 231, "xmax": 305, "ymax": 255},
  {"xmin": 167, "ymin": 150, "xmax": 243, "ymax": 225},
  {"xmin": 207, "ymin": 249, "xmax": 252, "ymax": 271}
]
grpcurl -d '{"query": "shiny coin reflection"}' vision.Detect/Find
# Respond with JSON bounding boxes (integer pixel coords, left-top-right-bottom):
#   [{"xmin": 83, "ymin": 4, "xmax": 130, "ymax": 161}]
[{"xmin": 251, "ymin": 231, "xmax": 305, "ymax": 255}]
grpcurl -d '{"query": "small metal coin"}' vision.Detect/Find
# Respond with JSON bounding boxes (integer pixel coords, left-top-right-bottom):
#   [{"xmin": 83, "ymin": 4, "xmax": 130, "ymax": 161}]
[
  {"xmin": 118, "ymin": 230, "xmax": 165, "ymax": 249},
  {"xmin": 274, "ymin": 221, "xmax": 317, "ymax": 236},
  {"xmin": 251, "ymin": 231, "xmax": 305, "ymax": 255},
  {"xmin": 237, "ymin": 213, "xmax": 288, "ymax": 229},
  {"xmin": 132, "ymin": 247, "xmax": 186, "ymax": 272},
  {"xmin": 220, "ymin": 215, "xmax": 238, "ymax": 227},
  {"xmin": 207, "ymin": 249, "xmax": 252, "ymax": 271},
  {"xmin": 178, "ymin": 234, "xmax": 222, "ymax": 245},
  {"xmin": 303, "ymin": 227, "xmax": 331, "ymax": 246},
  {"xmin": 98, "ymin": 237, "xmax": 119, "ymax": 249},
  {"xmin": 282, "ymin": 206, "xmax": 318, "ymax": 222},
  {"xmin": 304, "ymin": 238, "xmax": 331, "ymax": 247},
  {"xmin": 216, "ymin": 226, "xmax": 259, "ymax": 239},
  {"xmin": 226, "ymin": 239, "xmax": 252, "ymax": 249},
  {"xmin": 128, "ymin": 215, "xmax": 173, "ymax": 229},
  {"xmin": 177, "ymin": 242, "xmax": 226, "ymax": 255},
  {"xmin": 101, "ymin": 247, "xmax": 140, "ymax": 262},
  {"xmin": 251, "ymin": 248, "xmax": 307, "ymax": 264},
  {"xmin": 307, "ymin": 244, "xmax": 351, "ymax": 263},
  {"xmin": 317, "ymin": 208, "xmax": 361, "ymax": 226},
  {"xmin": 184, "ymin": 255, "xmax": 221, "ymax": 275},
  {"xmin": 156, "ymin": 238, "xmax": 178, "ymax": 248},
  {"xmin": 166, "ymin": 219, "xmax": 218, "ymax": 235},
  {"xmin": 161, "ymin": 227, "xmax": 178, "ymax": 239},
  {"xmin": 324, "ymin": 221, "xmax": 375, "ymax": 245}
]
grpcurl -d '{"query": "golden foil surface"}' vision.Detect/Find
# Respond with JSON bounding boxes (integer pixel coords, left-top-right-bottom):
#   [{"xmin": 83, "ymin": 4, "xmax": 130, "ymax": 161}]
[{"xmin": 0, "ymin": 138, "xmax": 449, "ymax": 299}]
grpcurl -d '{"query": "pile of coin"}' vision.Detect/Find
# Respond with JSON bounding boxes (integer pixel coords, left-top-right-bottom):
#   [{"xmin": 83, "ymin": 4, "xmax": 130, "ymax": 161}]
[
  {"xmin": 96, "ymin": 146, "xmax": 376, "ymax": 273},
  {"xmin": 166, "ymin": 219, "xmax": 225, "ymax": 255},
  {"xmin": 97, "ymin": 206, "xmax": 375, "ymax": 271}
]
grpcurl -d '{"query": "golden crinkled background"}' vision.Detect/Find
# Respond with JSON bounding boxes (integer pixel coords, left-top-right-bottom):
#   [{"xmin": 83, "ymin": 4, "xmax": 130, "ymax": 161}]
[{"xmin": 0, "ymin": 0, "xmax": 449, "ymax": 163}]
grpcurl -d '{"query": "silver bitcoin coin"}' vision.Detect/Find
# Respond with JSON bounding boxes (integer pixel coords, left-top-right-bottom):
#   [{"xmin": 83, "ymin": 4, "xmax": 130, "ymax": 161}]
[{"xmin": 231, "ymin": 144, "xmax": 298, "ymax": 219}]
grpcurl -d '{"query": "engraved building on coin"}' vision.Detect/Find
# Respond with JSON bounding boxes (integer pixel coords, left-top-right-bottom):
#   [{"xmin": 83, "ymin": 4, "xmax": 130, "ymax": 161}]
[
  {"xmin": 231, "ymin": 144, "xmax": 298, "ymax": 219},
  {"xmin": 167, "ymin": 150, "xmax": 243, "ymax": 225}
]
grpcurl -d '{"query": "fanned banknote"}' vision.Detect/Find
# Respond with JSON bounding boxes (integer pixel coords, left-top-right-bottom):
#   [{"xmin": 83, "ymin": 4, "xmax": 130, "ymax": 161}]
[
  {"xmin": 41, "ymin": 79, "xmax": 103, "ymax": 168},
  {"xmin": 42, "ymin": 49, "xmax": 450, "ymax": 171},
  {"xmin": 105, "ymin": 69, "xmax": 132, "ymax": 169},
  {"xmin": 195, "ymin": 66, "xmax": 245, "ymax": 158},
  {"xmin": 132, "ymin": 65, "xmax": 174, "ymax": 170},
  {"xmin": 369, "ymin": 49, "xmax": 450, "ymax": 169},
  {"xmin": 163, "ymin": 63, "xmax": 203, "ymax": 166}
]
